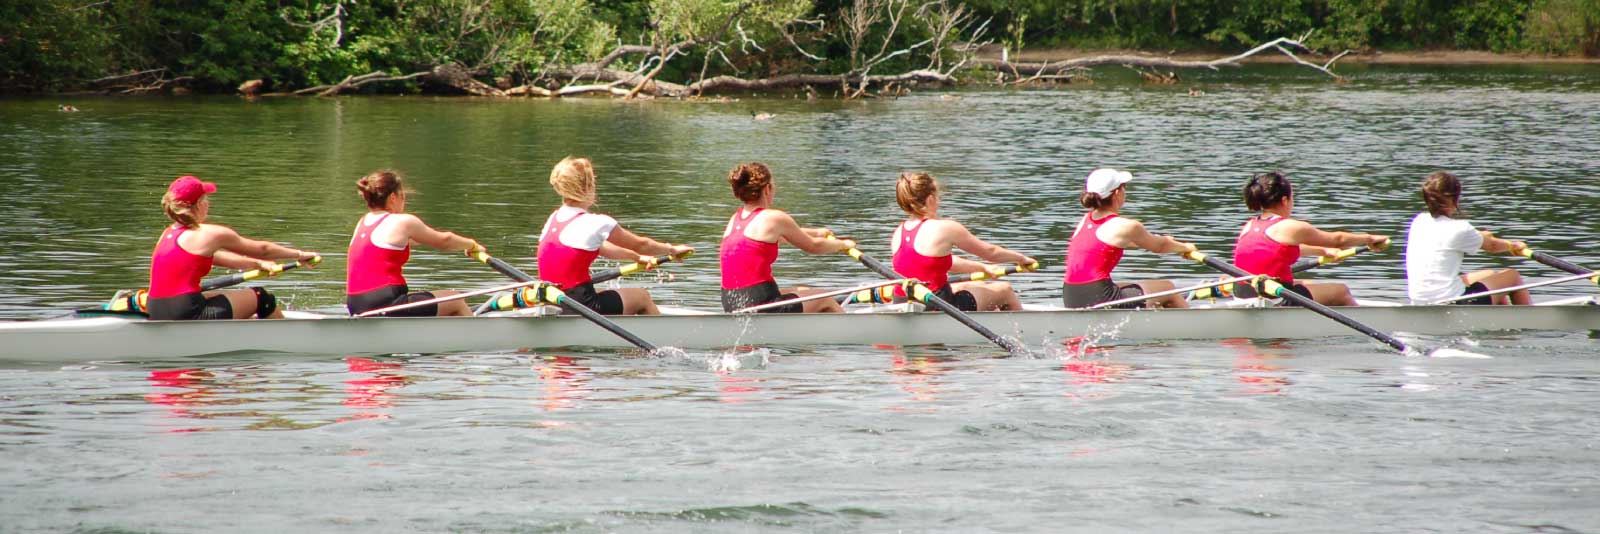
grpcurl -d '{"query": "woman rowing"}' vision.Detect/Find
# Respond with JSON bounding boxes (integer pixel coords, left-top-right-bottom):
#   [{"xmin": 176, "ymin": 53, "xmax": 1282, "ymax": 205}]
[
  {"xmin": 1404, "ymin": 171, "xmax": 1529, "ymax": 305},
  {"xmin": 1233, "ymin": 171, "xmax": 1389, "ymax": 306},
  {"xmin": 345, "ymin": 170, "xmax": 483, "ymax": 317},
  {"xmin": 719, "ymin": 162, "xmax": 856, "ymax": 313},
  {"xmin": 1063, "ymin": 168, "xmax": 1197, "ymax": 309},
  {"xmin": 890, "ymin": 172, "xmax": 1036, "ymax": 311},
  {"xmin": 538, "ymin": 157, "xmax": 693, "ymax": 315},
  {"xmin": 148, "ymin": 175, "xmax": 319, "ymax": 320}
]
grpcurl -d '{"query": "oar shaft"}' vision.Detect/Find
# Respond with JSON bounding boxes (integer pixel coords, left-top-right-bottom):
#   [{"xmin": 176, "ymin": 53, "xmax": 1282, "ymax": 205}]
[
  {"xmin": 472, "ymin": 252, "xmax": 657, "ymax": 351},
  {"xmin": 1430, "ymin": 272, "xmax": 1599, "ymax": 304},
  {"xmin": 1187, "ymin": 252, "xmax": 1407, "ymax": 352},
  {"xmin": 847, "ymin": 249, "xmax": 1023, "ymax": 353},
  {"xmin": 1520, "ymin": 249, "xmax": 1596, "ymax": 277},
  {"xmin": 199, "ymin": 256, "xmax": 320, "ymax": 291},
  {"xmin": 591, "ymin": 250, "xmax": 693, "ymax": 285},
  {"xmin": 357, "ymin": 280, "xmax": 541, "ymax": 318},
  {"xmin": 735, "ymin": 278, "xmax": 911, "ymax": 313},
  {"xmin": 948, "ymin": 261, "xmax": 1042, "ymax": 284},
  {"xmin": 1088, "ymin": 274, "xmax": 1260, "ymax": 310}
]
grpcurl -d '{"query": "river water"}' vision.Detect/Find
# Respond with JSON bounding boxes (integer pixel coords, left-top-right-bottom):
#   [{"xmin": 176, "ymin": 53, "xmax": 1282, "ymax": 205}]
[{"xmin": 1, "ymin": 64, "xmax": 1598, "ymax": 532}]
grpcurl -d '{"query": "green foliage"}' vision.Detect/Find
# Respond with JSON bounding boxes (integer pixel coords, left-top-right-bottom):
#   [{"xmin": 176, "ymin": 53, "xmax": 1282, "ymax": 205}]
[{"xmin": 4, "ymin": 0, "xmax": 1599, "ymax": 94}]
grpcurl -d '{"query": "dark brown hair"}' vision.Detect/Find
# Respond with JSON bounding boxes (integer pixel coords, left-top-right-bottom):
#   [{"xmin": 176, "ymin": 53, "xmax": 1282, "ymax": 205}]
[
  {"xmin": 357, "ymin": 170, "xmax": 405, "ymax": 209},
  {"xmin": 728, "ymin": 162, "xmax": 773, "ymax": 203},
  {"xmin": 1080, "ymin": 186, "xmax": 1123, "ymax": 210},
  {"xmin": 161, "ymin": 193, "xmax": 201, "ymax": 229},
  {"xmin": 1243, "ymin": 171, "xmax": 1293, "ymax": 212},
  {"xmin": 895, "ymin": 172, "xmax": 939, "ymax": 218},
  {"xmin": 1421, "ymin": 171, "xmax": 1461, "ymax": 217}
]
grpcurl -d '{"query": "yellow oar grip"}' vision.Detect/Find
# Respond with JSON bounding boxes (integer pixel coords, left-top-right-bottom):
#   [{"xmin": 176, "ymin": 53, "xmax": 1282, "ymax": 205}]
[
  {"xmin": 1182, "ymin": 250, "xmax": 1208, "ymax": 263},
  {"xmin": 672, "ymin": 249, "xmax": 694, "ymax": 261},
  {"xmin": 846, "ymin": 248, "xmax": 864, "ymax": 260},
  {"xmin": 306, "ymin": 255, "xmax": 323, "ymax": 266},
  {"xmin": 1260, "ymin": 278, "xmax": 1287, "ymax": 297},
  {"xmin": 1514, "ymin": 247, "xmax": 1535, "ymax": 258},
  {"xmin": 1368, "ymin": 238, "xmax": 1391, "ymax": 252},
  {"xmin": 470, "ymin": 250, "xmax": 491, "ymax": 263},
  {"xmin": 1022, "ymin": 261, "xmax": 1041, "ymax": 272}
]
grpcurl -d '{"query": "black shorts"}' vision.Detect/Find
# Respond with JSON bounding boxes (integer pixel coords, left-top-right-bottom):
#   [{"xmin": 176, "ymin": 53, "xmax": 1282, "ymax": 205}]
[
  {"xmin": 147, "ymin": 292, "xmax": 234, "ymax": 321},
  {"xmin": 1452, "ymin": 281, "xmax": 1492, "ymax": 306},
  {"xmin": 1233, "ymin": 281, "xmax": 1315, "ymax": 306},
  {"xmin": 1062, "ymin": 279, "xmax": 1145, "ymax": 309},
  {"xmin": 560, "ymin": 281, "xmax": 626, "ymax": 315},
  {"xmin": 347, "ymin": 285, "xmax": 438, "ymax": 317},
  {"xmin": 722, "ymin": 281, "xmax": 801, "ymax": 313},
  {"xmin": 930, "ymin": 286, "xmax": 979, "ymax": 312}
]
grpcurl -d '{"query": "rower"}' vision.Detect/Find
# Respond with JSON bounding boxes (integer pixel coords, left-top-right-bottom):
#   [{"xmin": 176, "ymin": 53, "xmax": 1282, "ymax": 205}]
[
  {"xmin": 890, "ymin": 172, "xmax": 1036, "ymax": 311},
  {"xmin": 345, "ymin": 170, "xmax": 483, "ymax": 317},
  {"xmin": 1405, "ymin": 171, "xmax": 1530, "ymax": 305},
  {"xmin": 538, "ymin": 157, "xmax": 693, "ymax": 315},
  {"xmin": 1233, "ymin": 171, "xmax": 1389, "ymax": 306},
  {"xmin": 1063, "ymin": 168, "xmax": 1197, "ymax": 309},
  {"xmin": 148, "ymin": 175, "xmax": 319, "ymax": 320},
  {"xmin": 719, "ymin": 162, "xmax": 856, "ymax": 313}
]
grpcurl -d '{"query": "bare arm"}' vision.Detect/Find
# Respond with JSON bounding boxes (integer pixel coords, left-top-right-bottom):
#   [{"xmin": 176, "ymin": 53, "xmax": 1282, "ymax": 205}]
[
  {"xmin": 1479, "ymin": 230, "xmax": 1525, "ymax": 254},
  {"xmin": 772, "ymin": 212, "xmax": 853, "ymax": 254},
  {"xmin": 598, "ymin": 241, "xmax": 649, "ymax": 262},
  {"xmin": 949, "ymin": 221, "xmax": 1036, "ymax": 266},
  {"xmin": 207, "ymin": 225, "xmax": 316, "ymax": 263},
  {"xmin": 403, "ymin": 216, "xmax": 480, "ymax": 253},
  {"xmin": 607, "ymin": 225, "xmax": 692, "ymax": 257},
  {"xmin": 1121, "ymin": 220, "xmax": 1196, "ymax": 255},
  {"xmin": 212, "ymin": 249, "xmax": 271, "ymax": 271},
  {"xmin": 1281, "ymin": 220, "xmax": 1388, "ymax": 249},
  {"xmin": 950, "ymin": 256, "xmax": 989, "ymax": 274}
]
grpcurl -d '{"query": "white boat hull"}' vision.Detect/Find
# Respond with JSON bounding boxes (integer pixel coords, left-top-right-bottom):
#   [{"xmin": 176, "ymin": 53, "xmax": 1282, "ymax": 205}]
[{"xmin": 1, "ymin": 304, "xmax": 1597, "ymax": 362}]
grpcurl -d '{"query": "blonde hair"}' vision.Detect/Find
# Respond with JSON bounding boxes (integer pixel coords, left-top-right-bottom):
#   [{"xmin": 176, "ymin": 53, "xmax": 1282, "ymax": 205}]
[
  {"xmin": 161, "ymin": 192, "xmax": 202, "ymax": 229},
  {"xmin": 727, "ymin": 162, "xmax": 773, "ymax": 203},
  {"xmin": 357, "ymin": 169, "xmax": 405, "ymax": 209},
  {"xmin": 550, "ymin": 156, "xmax": 597, "ymax": 204},
  {"xmin": 895, "ymin": 172, "xmax": 939, "ymax": 218}
]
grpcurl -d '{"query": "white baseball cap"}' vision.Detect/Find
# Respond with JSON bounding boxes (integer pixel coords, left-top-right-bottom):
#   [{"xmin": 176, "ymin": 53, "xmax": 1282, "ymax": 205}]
[{"xmin": 1085, "ymin": 168, "xmax": 1133, "ymax": 197}]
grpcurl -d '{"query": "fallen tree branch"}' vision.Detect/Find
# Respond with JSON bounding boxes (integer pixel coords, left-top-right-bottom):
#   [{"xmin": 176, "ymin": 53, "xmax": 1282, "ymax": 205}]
[
  {"xmin": 971, "ymin": 37, "xmax": 1346, "ymax": 80},
  {"xmin": 688, "ymin": 69, "xmax": 953, "ymax": 94},
  {"xmin": 293, "ymin": 70, "xmax": 429, "ymax": 96}
]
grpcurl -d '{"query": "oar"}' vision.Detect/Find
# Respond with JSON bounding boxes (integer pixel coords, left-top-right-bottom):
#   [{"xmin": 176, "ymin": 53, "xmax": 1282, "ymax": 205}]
[
  {"xmin": 842, "ymin": 247, "xmax": 1025, "ymax": 353},
  {"xmin": 949, "ymin": 261, "xmax": 1042, "ymax": 284},
  {"xmin": 592, "ymin": 250, "xmax": 694, "ymax": 285},
  {"xmin": 200, "ymin": 255, "xmax": 322, "ymax": 291},
  {"xmin": 734, "ymin": 278, "xmax": 911, "ymax": 313},
  {"xmin": 356, "ymin": 279, "xmax": 542, "ymax": 318},
  {"xmin": 1088, "ymin": 274, "xmax": 1263, "ymax": 310},
  {"xmin": 1431, "ymin": 271, "xmax": 1600, "ymax": 304},
  {"xmin": 1182, "ymin": 251, "xmax": 1408, "ymax": 353},
  {"xmin": 1515, "ymin": 246, "xmax": 1598, "ymax": 282},
  {"xmin": 470, "ymin": 251, "xmax": 658, "ymax": 351}
]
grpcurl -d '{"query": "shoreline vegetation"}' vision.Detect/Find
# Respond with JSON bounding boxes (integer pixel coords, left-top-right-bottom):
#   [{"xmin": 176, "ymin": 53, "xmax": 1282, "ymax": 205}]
[{"xmin": 5, "ymin": 0, "xmax": 1598, "ymax": 98}]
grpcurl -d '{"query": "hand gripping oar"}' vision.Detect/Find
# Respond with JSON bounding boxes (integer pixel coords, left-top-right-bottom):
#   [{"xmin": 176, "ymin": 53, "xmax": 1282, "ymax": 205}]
[
  {"xmin": 839, "ymin": 261, "xmax": 1042, "ymax": 305},
  {"xmin": 1514, "ymin": 246, "xmax": 1598, "ymax": 283},
  {"xmin": 201, "ymin": 255, "xmax": 322, "ymax": 291},
  {"xmin": 470, "ymin": 251, "xmax": 658, "ymax": 352},
  {"xmin": 1182, "ymin": 251, "xmax": 1409, "ymax": 353},
  {"xmin": 842, "ymin": 247, "xmax": 1025, "ymax": 353}
]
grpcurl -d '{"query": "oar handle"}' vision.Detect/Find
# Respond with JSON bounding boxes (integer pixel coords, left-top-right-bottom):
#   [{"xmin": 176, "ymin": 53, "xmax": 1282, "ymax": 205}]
[
  {"xmin": 951, "ymin": 261, "xmax": 1043, "ymax": 283},
  {"xmin": 1182, "ymin": 251, "xmax": 1407, "ymax": 352},
  {"xmin": 1290, "ymin": 238, "xmax": 1387, "ymax": 273},
  {"xmin": 593, "ymin": 250, "xmax": 694, "ymax": 284},
  {"xmin": 1516, "ymin": 247, "xmax": 1596, "ymax": 282},
  {"xmin": 199, "ymin": 255, "xmax": 322, "ymax": 292}
]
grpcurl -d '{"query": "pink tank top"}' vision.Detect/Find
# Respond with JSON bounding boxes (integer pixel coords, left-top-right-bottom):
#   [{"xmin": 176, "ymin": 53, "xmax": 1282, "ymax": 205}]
[
  {"xmin": 1234, "ymin": 216, "xmax": 1298, "ymax": 283},
  {"xmin": 720, "ymin": 208, "xmax": 779, "ymax": 290},
  {"xmin": 892, "ymin": 219, "xmax": 953, "ymax": 294},
  {"xmin": 346, "ymin": 213, "xmax": 410, "ymax": 295},
  {"xmin": 149, "ymin": 225, "xmax": 214, "ymax": 298},
  {"xmin": 1065, "ymin": 212, "xmax": 1125, "ymax": 284},
  {"xmin": 537, "ymin": 210, "xmax": 602, "ymax": 289}
]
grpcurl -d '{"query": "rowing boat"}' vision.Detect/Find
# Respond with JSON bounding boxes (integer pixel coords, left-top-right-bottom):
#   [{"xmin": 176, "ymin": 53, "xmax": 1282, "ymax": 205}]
[{"xmin": 1, "ymin": 299, "xmax": 1595, "ymax": 362}]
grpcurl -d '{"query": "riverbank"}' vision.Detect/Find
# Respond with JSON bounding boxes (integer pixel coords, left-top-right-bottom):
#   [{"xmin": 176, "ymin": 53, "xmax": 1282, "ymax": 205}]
[{"xmin": 1002, "ymin": 47, "xmax": 1600, "ymax": 65}]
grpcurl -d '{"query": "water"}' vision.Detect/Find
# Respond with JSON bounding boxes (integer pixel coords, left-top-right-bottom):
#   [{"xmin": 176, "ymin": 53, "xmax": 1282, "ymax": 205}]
[{"xmin": 2, "ymin": 64, "xmax": 1599, "ymax": 531}]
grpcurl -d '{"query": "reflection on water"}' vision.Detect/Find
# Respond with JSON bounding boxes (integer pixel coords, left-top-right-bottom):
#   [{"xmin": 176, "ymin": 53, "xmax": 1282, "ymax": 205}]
[{"xmin": 1223, "ymin": 339, "xmax": 1294, "ymax": 396}]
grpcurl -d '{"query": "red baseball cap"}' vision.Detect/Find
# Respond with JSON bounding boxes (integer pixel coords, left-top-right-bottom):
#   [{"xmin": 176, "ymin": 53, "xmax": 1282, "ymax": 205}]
[{"xmin": 167, "ymin": 175, "xmax": 217, "ymax": 203}]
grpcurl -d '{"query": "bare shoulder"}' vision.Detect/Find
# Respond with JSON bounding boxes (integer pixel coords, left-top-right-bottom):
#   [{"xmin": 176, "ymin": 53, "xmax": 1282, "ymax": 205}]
[{"xmin": 196, "ymin": 223, "xmax": 239, "ymax": 238}]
